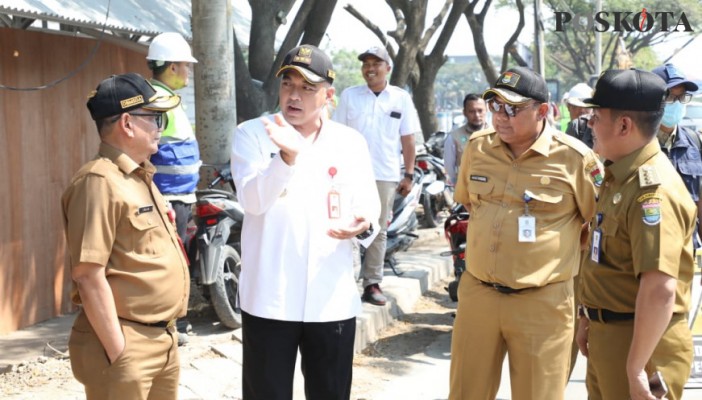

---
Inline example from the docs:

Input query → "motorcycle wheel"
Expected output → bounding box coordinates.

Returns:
[421,194,441,228]
[206,245,242,329]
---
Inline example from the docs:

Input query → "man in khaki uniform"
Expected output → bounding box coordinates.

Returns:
[449,66,601,400]
[444,93,489,185]
[62,73,189,400]
[577,69,695,400]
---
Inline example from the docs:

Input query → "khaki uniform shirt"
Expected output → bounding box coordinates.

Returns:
[580,140,695,314]
[62,143,190,323]
[454,125,601,288]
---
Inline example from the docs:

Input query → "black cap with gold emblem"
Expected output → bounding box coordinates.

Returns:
[276,44,336,85]
[86,72,180,120]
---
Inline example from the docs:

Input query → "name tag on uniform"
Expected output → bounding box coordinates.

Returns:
[137,205,154,215]
[591,229,602,263]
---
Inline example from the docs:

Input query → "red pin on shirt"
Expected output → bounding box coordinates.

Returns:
[328,167,337,178]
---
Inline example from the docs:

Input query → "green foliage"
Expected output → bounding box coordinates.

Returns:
[434,57,491,111]
[330,48,366,94]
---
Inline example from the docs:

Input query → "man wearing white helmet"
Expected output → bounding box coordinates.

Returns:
[147,32,200,345]
[147,32,200,240]
[564,82,594,148]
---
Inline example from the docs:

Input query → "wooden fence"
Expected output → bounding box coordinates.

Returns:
[0,28,150,333]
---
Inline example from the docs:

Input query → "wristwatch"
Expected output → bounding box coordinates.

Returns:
[403,172,413,180]
[356,223,374,240]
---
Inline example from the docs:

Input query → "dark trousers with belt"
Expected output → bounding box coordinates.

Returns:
[242,311,355,400]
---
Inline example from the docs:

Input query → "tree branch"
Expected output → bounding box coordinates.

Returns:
[501,0,525,71]
[418,0,452,51]
[344,4,396,59]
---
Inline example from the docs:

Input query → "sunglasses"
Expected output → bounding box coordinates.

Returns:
[487,99,535,118]
[665,93,692,104]
[110,112,166,129]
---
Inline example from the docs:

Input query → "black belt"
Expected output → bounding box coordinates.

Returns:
[119,317,176,329]
[579,305,634,323]
[479,280,527,294]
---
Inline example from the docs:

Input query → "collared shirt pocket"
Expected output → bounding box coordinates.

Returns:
[127,213,165,257]
[468,180,494,214]
[525,187,563,210]
[599,217,619,255]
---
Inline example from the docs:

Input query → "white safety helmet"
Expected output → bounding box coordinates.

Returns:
[146,32,198,64]
[564,83,593,107]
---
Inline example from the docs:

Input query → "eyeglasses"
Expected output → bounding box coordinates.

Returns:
[110,112,166,129]
[130,112,166,129]
[665,93,692,104]
[487,99,536,118]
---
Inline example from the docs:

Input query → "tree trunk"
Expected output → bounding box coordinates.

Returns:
[192,0,236,175]
[237,0,336,119]
[248,0,295,81]
[464,0,498,85]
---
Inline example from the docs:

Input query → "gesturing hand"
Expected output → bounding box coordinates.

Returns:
[262,114,303,165]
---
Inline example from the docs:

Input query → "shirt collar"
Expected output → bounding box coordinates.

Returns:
[489,122,553,157]
[605,140,660,183]
[98,142,156,177]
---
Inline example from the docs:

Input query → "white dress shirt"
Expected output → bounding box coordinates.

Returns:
[333,84,421,182]
[231,115,380,322]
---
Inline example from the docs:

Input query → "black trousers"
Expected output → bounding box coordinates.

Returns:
[170,200,191,244]
[242,311,355,400]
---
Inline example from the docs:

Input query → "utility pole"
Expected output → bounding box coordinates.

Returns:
[192,0,236,176]
[595,0,602,75]
[534,0,545,77]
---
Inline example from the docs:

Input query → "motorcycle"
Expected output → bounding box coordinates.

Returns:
[383,168,422,275]
[441,203,469,302]
[186,164,244,329]
[416,140,453,228]
[424,130,447,159]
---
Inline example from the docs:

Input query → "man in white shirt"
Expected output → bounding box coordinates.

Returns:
[333,46,422,305]
[231,44,380,400]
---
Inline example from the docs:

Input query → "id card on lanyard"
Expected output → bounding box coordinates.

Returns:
[327,167,341,219]
[590,213,603,263]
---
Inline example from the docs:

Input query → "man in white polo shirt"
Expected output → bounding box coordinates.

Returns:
[333,46,422,305]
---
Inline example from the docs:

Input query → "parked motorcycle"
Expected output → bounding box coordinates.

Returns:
[186,164,244,329]
[416,140,453,228]
[383,168,422,275]
[441,203,469,302]
[424,130,447,159]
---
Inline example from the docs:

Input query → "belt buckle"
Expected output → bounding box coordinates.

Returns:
[167,319,176,328]
[581,305,592,321]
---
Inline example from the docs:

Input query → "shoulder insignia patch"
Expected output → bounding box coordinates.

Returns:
[641,198,662,226]
[638,165,661,188]
[585,160,603,187]
[637,192,662,203]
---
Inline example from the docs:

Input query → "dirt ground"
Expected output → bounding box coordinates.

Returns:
[0,277,456,400]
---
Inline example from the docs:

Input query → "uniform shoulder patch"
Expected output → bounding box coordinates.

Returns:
[585,159,603,187]
[638,165,661,188]
[639,193,662,226]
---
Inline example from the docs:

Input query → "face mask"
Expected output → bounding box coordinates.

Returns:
[661,101,686,128]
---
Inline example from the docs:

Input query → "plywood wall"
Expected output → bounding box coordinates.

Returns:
[0,28,151,333]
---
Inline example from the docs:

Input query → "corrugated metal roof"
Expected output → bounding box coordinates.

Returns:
[0,0,194,38]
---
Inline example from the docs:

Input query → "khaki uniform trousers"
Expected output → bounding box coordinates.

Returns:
[68,311,180,400]
[586,314,692,400]
[450,273,574,400]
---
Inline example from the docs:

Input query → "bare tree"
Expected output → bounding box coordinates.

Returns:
[463,0,526,85]
[543,0,702,83]
[345,0,470,138]
[235,0,338,121]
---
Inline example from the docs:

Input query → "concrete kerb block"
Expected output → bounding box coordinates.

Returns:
[353,244,451,354]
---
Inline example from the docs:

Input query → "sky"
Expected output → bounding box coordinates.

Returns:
[317,1,701,80]
[234,1,701,81]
